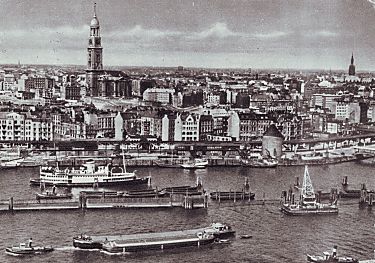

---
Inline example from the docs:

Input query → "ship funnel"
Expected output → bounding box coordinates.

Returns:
[244,177,250,192]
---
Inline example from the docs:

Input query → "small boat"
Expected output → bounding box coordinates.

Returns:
[307,246,358,263]
[241,157,278,168]
[281,166,338,216]
[180,158,208,169]
[0,157,24,169]
[36,185,73,199]
[73,223,234,250]
[36,191,73,200]
[5,241,53,256]
[214,239,231,244]
[239,234,252,239]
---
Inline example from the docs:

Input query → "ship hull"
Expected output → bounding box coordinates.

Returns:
[101,237,214,254]
[5,246,53,256]
[281,205,338,216]
[210,192,255,201]
[30,177,149,187]
[73,223,234,250]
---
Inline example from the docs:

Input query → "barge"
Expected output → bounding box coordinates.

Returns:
[101,231,214,254]
[279,152,374,167]
[73,223,235,250]
[210,191,255,201]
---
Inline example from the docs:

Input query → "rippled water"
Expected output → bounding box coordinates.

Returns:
[1,162,375,262]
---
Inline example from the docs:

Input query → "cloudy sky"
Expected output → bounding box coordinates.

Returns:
[1,0,375,70]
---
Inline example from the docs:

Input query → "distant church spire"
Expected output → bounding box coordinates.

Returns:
[86,2,103,96]
[348,52,355,76]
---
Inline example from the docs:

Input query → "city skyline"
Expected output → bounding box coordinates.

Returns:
[1,0,375,71]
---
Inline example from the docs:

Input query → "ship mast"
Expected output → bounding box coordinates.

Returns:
[301,165,315,199]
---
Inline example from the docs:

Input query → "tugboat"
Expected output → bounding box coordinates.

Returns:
[281,166,338,215]
[5,238,54,256]
[307,245,358,263]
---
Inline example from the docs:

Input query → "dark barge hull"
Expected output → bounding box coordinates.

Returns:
[281,206,338,216]
[102,238,215,254]
[5,247,54,256]
[279,153,374,167]
[210,192,255,201]
[73,238,103,249]
[339,190,361,198]
[29,177,150,187]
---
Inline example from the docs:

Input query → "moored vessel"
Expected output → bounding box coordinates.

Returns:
[281,166,338,215]
[279,152,374,167]
[307,245,358,263]
[180,158,208,169]
[240,157,278,168]
[30,158,150,187]
[35,190,73,200]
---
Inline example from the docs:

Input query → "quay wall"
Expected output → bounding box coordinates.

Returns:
[48,157,241,167]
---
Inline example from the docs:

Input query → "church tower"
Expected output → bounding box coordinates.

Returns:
[348,53,355,76]
[86,3,103,96]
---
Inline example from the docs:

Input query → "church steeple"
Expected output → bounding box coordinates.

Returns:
[348,52,355,76]
[86,2,103,96]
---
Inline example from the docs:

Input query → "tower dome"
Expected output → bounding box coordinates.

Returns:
[90,17,99,27]
[90,3,99,28]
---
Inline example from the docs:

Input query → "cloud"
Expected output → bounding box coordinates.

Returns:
[189,22,243,39]
[107,25,182,40]
[252,31,290,39]
[312,30,338,37]
[302,30,339,38]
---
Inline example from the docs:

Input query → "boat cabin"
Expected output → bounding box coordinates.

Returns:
[323,251,331,260]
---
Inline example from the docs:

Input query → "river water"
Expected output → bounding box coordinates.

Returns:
[1,161,375,263]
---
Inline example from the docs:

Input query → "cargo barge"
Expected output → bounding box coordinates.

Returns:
[73,223,235,250]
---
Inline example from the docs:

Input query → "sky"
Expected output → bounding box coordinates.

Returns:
[1,0,375,70]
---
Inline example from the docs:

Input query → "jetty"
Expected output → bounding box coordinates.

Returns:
[0,193,209,213]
